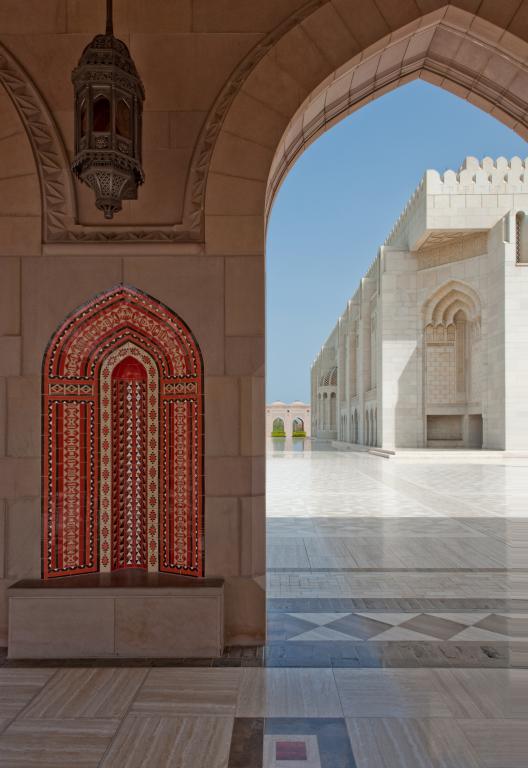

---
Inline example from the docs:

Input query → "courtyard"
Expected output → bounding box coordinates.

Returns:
[0,442,526,766]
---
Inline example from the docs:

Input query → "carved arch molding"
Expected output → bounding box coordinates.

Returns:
[42,285,204,578]
[3,3,528,243]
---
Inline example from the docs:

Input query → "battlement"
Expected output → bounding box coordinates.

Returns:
[432,155,528,194]
[385,156,528,249]
[317,155,528,368]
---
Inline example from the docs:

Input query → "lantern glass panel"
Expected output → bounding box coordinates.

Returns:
[116,99,131,139]
[80,100,87,137]
[93,95,111,132]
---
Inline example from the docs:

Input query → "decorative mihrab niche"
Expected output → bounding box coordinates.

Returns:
[42,285,204,579]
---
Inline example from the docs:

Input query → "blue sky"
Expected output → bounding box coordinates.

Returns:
[266,80,528,404]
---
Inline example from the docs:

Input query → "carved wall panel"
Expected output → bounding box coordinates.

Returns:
[42,285,204,578]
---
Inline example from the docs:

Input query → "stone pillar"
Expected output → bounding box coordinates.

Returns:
[337,326,345,439]
[379,248,419,449]
[502,213,528,449]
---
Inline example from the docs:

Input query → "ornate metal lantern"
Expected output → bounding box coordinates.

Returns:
[71,0,145,219]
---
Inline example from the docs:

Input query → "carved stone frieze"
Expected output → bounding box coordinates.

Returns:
[417,232,488,270]
[0,45,75,240]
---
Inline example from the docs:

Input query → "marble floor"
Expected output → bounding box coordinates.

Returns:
[262,440,528,766]
[0,666,527,766]
[0,440,526,766]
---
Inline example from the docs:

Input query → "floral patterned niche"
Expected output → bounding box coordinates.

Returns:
[42,285,204,579]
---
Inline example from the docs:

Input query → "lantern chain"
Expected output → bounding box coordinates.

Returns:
[106,0,113,36]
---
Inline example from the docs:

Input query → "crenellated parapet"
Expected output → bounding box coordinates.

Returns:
[385,156,528,250]
[426,156,528,195]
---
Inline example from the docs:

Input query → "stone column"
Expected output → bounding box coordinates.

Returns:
[379,248,419,449]
[337,325,345,440]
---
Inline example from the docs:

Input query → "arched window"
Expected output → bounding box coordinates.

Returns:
[42,286,204,578]
[116,98,132,139]
[272,417,285,436]
[330,391,337,429]
[292,417,304,435]
[93,95,111,132]
[80,99,87,137]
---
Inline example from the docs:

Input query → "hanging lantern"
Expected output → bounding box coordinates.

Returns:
[71,0,145,219]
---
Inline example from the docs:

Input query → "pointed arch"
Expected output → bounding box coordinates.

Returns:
[272,417,285,433]
[423,280,481,327]
[42,285,204,579]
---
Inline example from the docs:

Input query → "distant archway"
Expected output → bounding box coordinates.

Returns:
[201,2,528,641]
[272,417,286,437]
[292,417,305,436]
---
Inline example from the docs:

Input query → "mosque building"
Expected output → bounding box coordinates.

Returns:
[312,157,528,451]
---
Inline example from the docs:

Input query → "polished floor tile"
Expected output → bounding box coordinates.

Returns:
[325,614,393,640]
[288,626,359,642]
[452,626,517,641]
[132,668,241,715]
[268,569,528,599]
[272,608,528,644]
[346,718,480,768]
[265,718,357,767]
[334,669,460,718]
[0,669,55,733]
[21,669,147,719]
[291,613,352,625]
[366,626,436,642]
[227,718,264,768]
[267,614,319,641]
[265,734,319,766]
[268,543,311,569]
[100,715,233,768]
[432,669,528,719]
[267,445,528,524]
[399,614,467,640]
[237,669,343,717]
[457,719,528,768]
[475,613,528,637]
[0,719,119,767]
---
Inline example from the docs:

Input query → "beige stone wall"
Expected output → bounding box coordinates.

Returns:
[2,0,528,648]
[0,68,266,647]
[0,85,42,642]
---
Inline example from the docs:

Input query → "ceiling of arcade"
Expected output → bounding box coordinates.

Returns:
[2,0,528,248]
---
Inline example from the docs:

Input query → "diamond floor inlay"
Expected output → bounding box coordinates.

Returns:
[270,610,528,642]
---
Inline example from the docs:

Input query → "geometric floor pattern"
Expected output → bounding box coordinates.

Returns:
[0,667,527,766]
[280,611,528,642]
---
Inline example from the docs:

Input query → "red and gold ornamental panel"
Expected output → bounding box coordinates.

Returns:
[42,286,204,579]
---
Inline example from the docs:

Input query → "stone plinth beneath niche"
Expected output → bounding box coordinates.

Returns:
[7,571,224,659]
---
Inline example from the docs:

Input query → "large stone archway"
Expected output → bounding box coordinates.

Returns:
[2,1,528,648]
[202,3,528,641]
